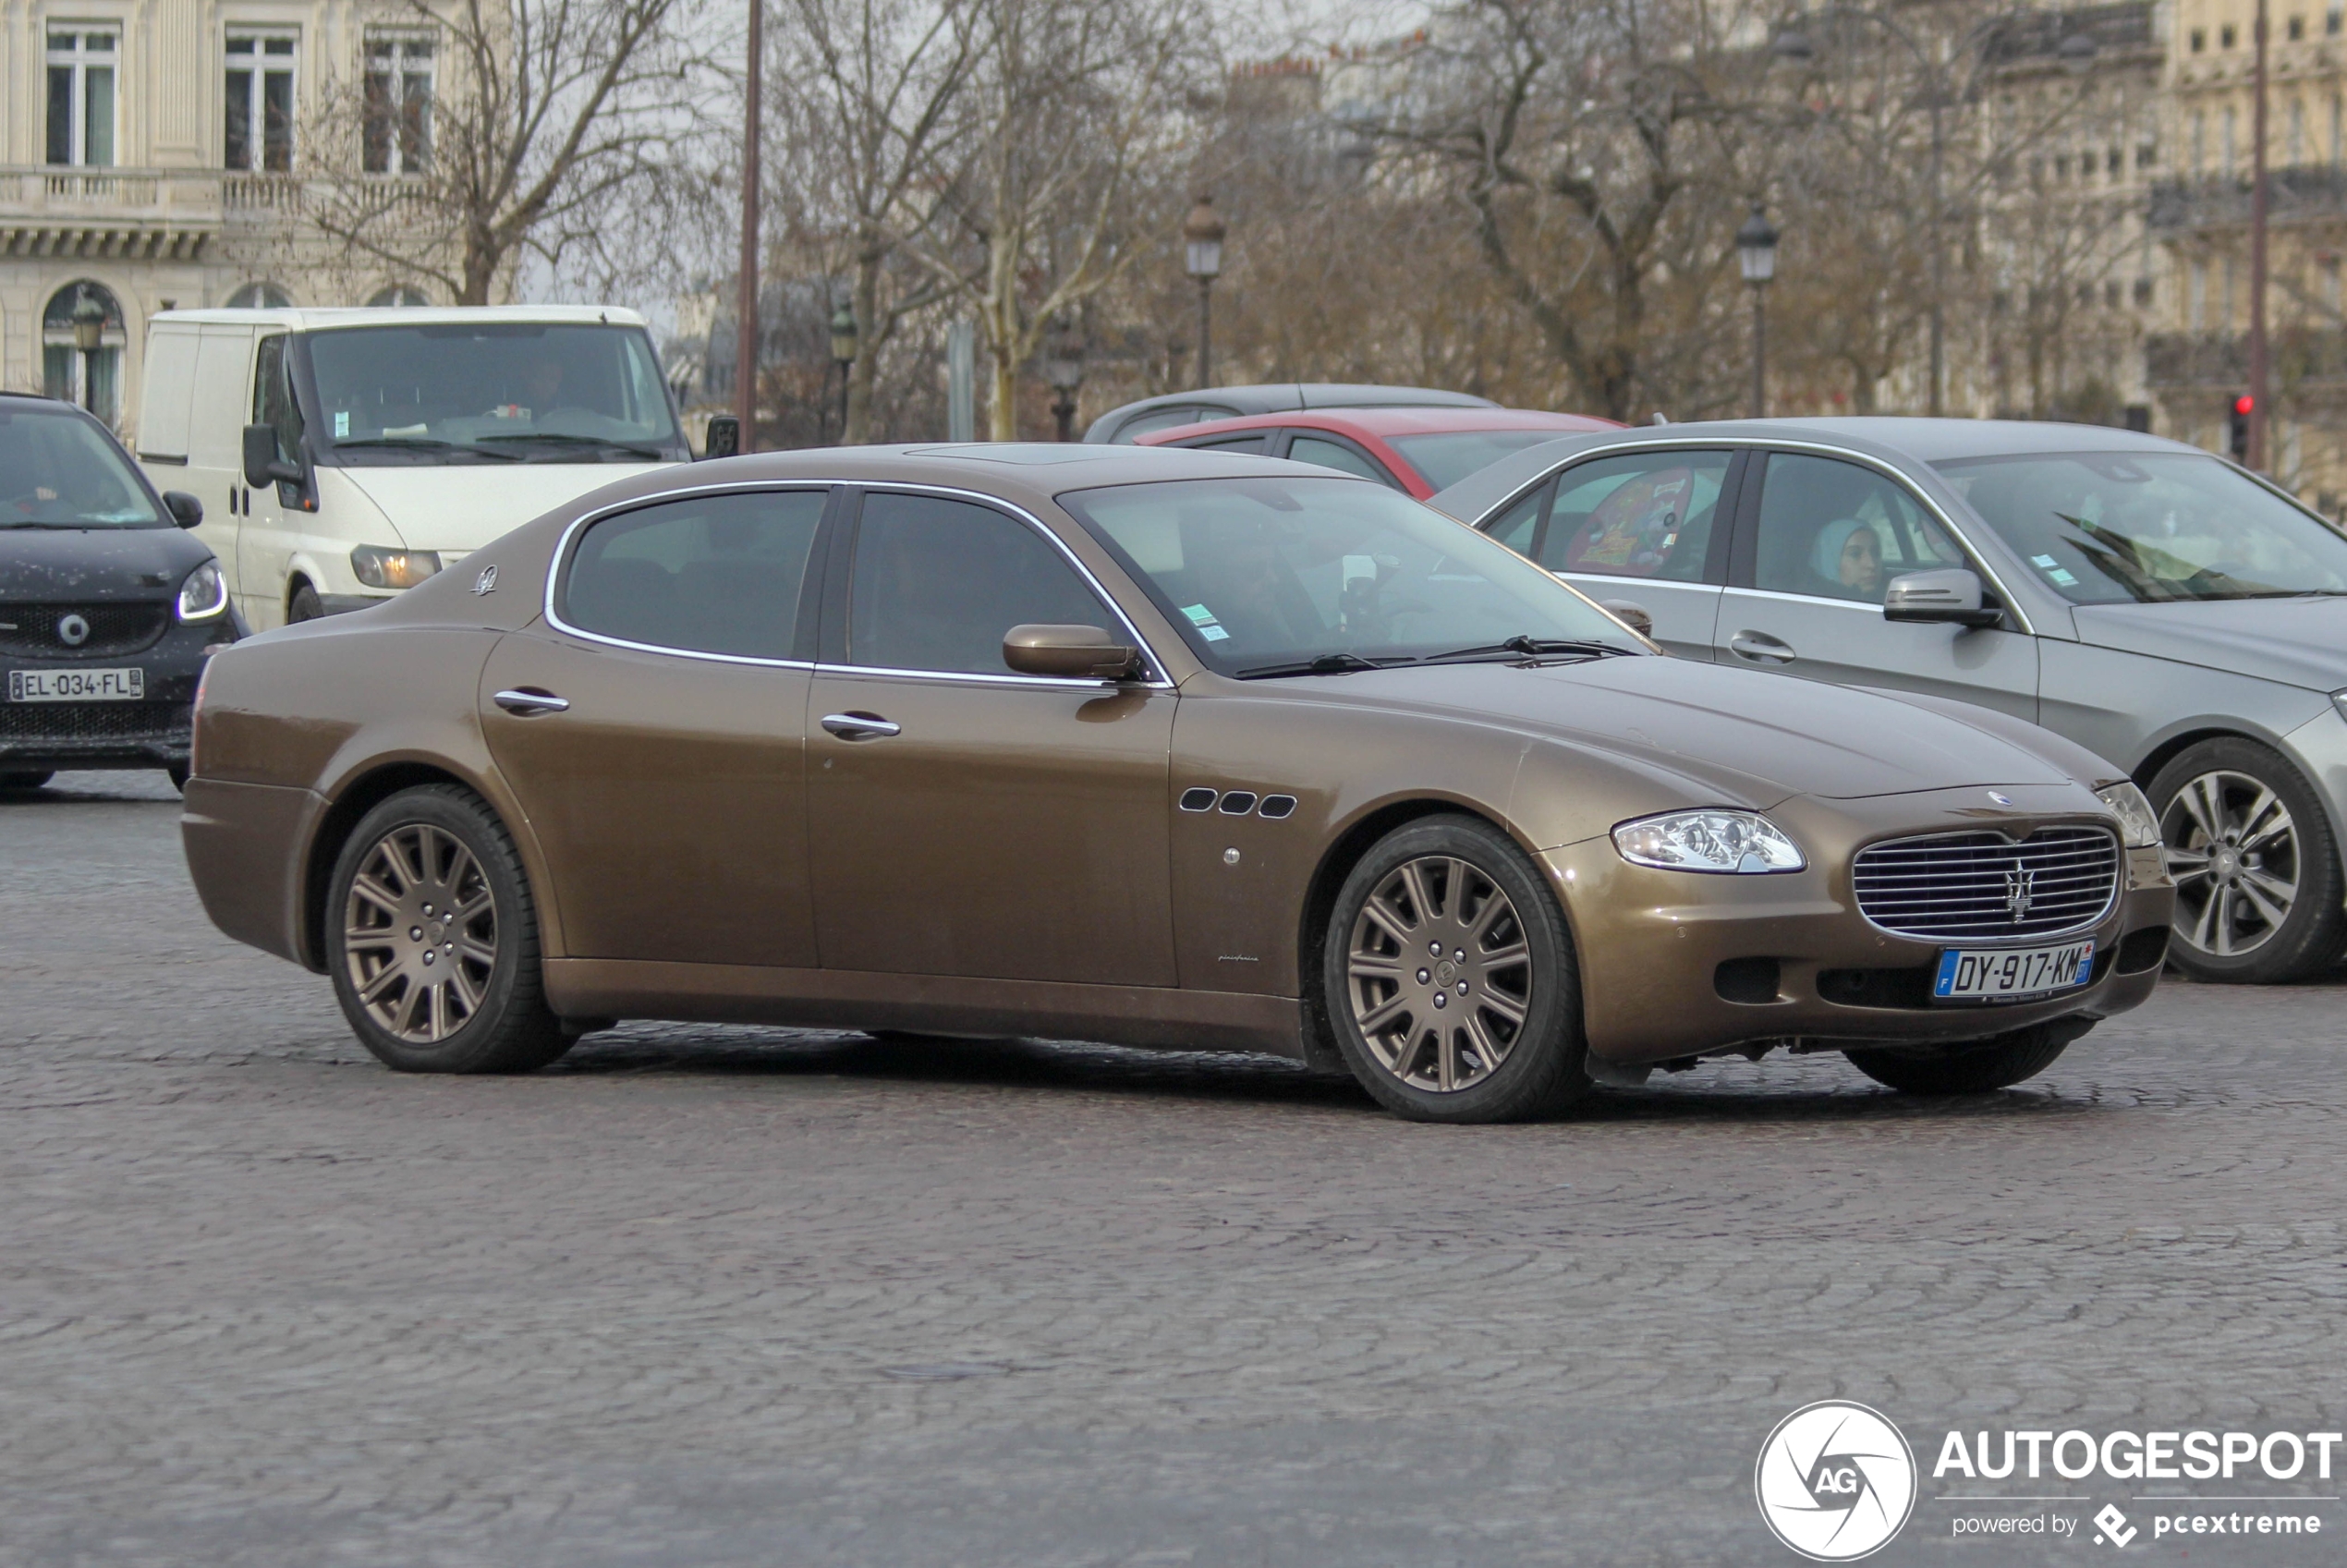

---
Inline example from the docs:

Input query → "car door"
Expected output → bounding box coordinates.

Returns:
[1482,447,1739,661]
[806,487,1177,986]
[1716,448,2039,720]
[479,486,830,967]
[186,325,256,616]
[237,332,301,628]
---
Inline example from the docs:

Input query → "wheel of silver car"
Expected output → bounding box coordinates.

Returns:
[1324,816,1589,1123]
[326,784,570,1073]
[2148,737,2347,983]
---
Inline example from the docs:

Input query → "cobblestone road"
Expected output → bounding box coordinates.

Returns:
[4,772,2344,1567]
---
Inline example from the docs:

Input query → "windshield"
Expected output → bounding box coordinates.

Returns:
[0,402,162,528]
[1389,430,1576,492]
[300,322,687,465]
[1935,451,2347,602]
[1059,475,1639,675]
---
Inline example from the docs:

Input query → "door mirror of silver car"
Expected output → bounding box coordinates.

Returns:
[701,414,740,459]
[161,491,203,529]
[1003,624,1143,680]
[241,423,301,489]
[1883,568,2002,628]
[1597,599,1654,638]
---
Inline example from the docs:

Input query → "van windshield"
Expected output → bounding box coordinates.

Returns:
[0,402,163,528]
[299,322,688,465]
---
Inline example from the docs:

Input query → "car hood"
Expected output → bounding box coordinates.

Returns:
[2071,598,2347,693]
[1283,654,2081,803]
[0,525,211,602]
[334,460,682,553]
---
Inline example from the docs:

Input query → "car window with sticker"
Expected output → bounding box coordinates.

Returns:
[1543,452,1729,580]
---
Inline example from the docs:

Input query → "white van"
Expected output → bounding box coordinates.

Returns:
[135,306,724,628]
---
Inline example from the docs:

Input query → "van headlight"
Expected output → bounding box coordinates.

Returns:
[350,544,442,590]
[176,559,229,621]
[1611,809,1806,873]
[2096,780,2163,849]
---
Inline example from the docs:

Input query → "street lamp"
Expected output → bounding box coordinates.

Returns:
[1182,192,1225,391]
[1736,205,1779,419]
[1044,318,1087,442]
[68,286,106,415]
[828,300,857,444]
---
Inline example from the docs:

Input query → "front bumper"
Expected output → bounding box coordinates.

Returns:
[0,613,238,772]
[1549,784,2176,1065]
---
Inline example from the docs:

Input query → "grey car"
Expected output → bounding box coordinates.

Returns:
[1432,417,2347,984]
[1083,383,1497,444]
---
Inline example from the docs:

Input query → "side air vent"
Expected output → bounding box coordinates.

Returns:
[1219,791,1259,815]
[1259,795,1297,820]
[1178,787,1218,812]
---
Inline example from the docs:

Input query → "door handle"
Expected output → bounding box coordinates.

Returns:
[493,687,570,715]
[1728,631,1796,664]
[821,711,900,740]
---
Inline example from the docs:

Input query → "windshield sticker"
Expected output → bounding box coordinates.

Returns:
[334,410,350,439]
[2031,553,2081,587]
[1199,625,1230,641]
[1180,602,1218,624]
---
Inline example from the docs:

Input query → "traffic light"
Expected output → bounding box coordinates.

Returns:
[2230,394,2254,462]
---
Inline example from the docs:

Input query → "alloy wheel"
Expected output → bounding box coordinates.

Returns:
[2161,768,2300,959]
[1344,854,1535,1093]
[342,822,500,1043]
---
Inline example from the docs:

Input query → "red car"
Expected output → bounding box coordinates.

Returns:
[1136,406,1622,500]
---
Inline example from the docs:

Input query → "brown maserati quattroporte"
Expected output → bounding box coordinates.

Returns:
[181,444,2175,1122]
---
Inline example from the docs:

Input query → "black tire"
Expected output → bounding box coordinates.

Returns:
[0,771,54,792]
[2146,736,2346,983]
[1845,1017,2091,1095]
[326,784,570,1074]
[1323,814,1590,1123]
[286,580,324,623]
[165,763,189,793]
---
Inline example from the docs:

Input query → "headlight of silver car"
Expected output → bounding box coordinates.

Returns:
[1611,809,1806,873]
[349,544,442,590]
[2096,780,2162,849]
[176,558,228,621]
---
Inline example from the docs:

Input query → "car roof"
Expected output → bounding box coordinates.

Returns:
[1427,417,2217,522]
[1082,383,1499,442]
[1137,407,1620,443]
[149,304,649,332]
[653,442,1378,508]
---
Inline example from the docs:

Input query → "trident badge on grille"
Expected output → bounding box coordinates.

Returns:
[2003,865,2037,923]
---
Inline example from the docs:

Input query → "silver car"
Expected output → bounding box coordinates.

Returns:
[1432,417,2347,984]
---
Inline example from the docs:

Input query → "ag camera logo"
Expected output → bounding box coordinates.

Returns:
[1757,1401,1918,1561]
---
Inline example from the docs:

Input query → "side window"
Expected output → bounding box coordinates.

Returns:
[1118,405,1233,442]
[1193,433,1269,454]
[1483,478,1555,556]
[252,334,302,464]
[1751,453,1964,604]
[1287,434,1396,487]
[561,489,824,659]
[1543,450,1731,580]
[849,492,1109,675]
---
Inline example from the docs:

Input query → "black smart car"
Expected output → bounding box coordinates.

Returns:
[1,392,241,792]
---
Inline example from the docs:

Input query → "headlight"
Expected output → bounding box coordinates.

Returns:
[1611,809,1806,873]
[2096,780,2162,849]
[349,544,442,590]
[176,559,228,621]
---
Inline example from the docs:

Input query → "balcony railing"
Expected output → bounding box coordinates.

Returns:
[2150,166,2347,232]
[2147,330,2347,387]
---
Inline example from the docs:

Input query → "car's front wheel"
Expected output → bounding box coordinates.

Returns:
[1844,1018,2092,1095]
[2146,737,2346,983]
[287,580,324,624]
[0,771,54,793]
[326,784,570,1074]
[1323,815,1589,1123]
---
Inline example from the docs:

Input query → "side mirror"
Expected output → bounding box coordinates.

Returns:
[161,491,203,529]
[1003,623,1142,680]
[701,414,740,460]
[241,423,300,489]
[1883,567,2003,628]
[1597,599,1654,638]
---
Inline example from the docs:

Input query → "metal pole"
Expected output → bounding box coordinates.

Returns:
[80,346,95,413]
[1927,91,1946,418]
[1195,278,1212,390]
[734,0,763,452]
[1751,286,1768,419]
[2249,0,2271,469]
[837,363,850,440]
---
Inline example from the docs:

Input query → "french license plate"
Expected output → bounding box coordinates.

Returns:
[8,666,144,702]
[1933,940,2095,1003]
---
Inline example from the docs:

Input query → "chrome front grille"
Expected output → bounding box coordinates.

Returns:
[1852,826,2121,940]
[0,602,171,658]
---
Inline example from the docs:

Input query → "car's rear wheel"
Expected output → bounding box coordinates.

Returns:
[327,784,569,1074]
[0,771,54,792]
[1324,815,1589,1123]
[165,764,188,793]
[1844,1018,2091,1095]
[2146,737,2346,983]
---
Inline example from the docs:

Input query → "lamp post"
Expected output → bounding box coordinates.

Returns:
[68,286,106,414]
[828,302,858,444]
[1736,205,1779,419]
[2249,0,2271,469]
[1182,193,1225,391]
[1044,318,1086,442]
[735,0,763,453]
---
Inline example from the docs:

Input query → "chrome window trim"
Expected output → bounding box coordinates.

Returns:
[1848,822,2122,945]
[811,660,1140,693]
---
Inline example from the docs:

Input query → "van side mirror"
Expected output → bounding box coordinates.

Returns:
[1003,624,1142,680]
[1884,567,2002,628]
[162,491,203,529]
[701,414,740,459]
[242,423,300,488]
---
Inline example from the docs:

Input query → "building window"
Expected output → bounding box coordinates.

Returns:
[2222,23,2238,45]
[2332,6,2344,32]
[44,28,116,167]
[2109,146,2123,174]
[2224,107,2238,176]
[41,281,125,421]
[2140,140,2158,169]
[363,33,435,174]
[2327,258,2343,315]
[2134,277,2155,307]
[2292,98,2307,164]
[225,31,298,172]
[2191,260,2207,330]
[2291,14,2308,39]
[2194,113,2207,172]
[2192,27,2207,49]
[225,282,295,308]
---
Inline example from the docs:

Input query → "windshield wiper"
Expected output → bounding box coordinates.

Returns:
[1420,635,1636,663]
[1234,651,1406,679]
[476,432,667,459]
[332,436,521,461]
